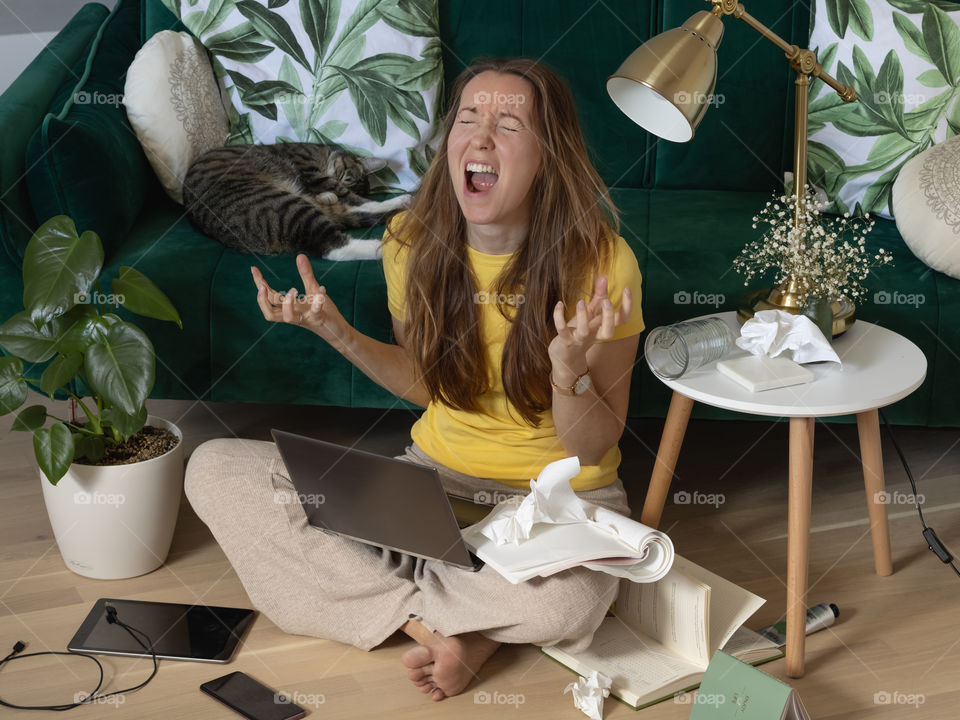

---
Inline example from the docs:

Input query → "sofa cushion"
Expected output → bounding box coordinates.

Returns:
[892,134,960,280]
[159,0,443,193]
[806,0,960,218]
[0,2,110,265]
[25,0,150,260]
[124,30,230,204]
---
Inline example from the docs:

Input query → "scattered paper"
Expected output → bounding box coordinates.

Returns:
[737,309,841,364]
[479,456,588,545]
[564,670,611,720]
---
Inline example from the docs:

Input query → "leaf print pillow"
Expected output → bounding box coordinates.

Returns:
[159,0,442,193]
[807,0,960,218]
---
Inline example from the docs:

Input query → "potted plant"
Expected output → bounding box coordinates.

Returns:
[0,215,184,579]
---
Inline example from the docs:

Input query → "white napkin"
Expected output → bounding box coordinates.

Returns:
[737,309,841,364]
[479,456,588,545]
[564,670,611,720]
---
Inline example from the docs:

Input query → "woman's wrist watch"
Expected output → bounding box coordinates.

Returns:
[551,368,592,396]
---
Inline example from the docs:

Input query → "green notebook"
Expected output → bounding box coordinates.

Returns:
[692,651,809,719]
[542,556,784,710]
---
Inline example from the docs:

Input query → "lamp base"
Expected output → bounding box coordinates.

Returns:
[736,285,856,337]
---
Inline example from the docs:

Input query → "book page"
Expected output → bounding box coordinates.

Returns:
[545,617,703,707]
[614,566,712,666]
[722,626,782,664]
[672,556,766,654]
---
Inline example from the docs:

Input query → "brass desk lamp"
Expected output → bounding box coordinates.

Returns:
[607,0,859,331]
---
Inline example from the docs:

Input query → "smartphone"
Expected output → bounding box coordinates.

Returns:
[200,671,307,720]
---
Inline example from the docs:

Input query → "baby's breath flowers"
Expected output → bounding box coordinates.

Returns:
[733,185,893,306]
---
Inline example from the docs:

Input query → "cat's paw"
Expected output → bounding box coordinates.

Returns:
[325,238,382,262]
[316,191,338,205]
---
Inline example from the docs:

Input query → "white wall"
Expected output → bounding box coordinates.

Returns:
[0,1,112,94]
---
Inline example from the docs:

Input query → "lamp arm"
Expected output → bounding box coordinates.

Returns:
[711,0,857,102]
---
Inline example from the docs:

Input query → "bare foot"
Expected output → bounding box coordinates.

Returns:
[400,622,500,701]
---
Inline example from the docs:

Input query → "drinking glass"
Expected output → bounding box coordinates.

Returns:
[644,317,735,380]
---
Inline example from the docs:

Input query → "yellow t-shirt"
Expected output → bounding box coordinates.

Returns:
[380,214,645,491]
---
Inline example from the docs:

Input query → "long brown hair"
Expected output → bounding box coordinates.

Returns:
[395,58,619,427]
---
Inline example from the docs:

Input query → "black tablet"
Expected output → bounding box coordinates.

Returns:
[68,598,255,663]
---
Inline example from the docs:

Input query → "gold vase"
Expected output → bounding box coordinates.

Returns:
[737,278,856,336]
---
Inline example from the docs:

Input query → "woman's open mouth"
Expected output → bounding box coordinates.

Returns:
[465,162,499,194]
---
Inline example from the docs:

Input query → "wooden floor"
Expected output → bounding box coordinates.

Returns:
[1,396,958,719]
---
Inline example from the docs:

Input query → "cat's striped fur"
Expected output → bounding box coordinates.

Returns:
[182,143,410,260]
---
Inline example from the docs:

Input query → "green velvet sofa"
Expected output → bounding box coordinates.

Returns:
[1,0,956,426]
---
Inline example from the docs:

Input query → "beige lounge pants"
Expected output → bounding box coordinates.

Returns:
[184,437,631,653]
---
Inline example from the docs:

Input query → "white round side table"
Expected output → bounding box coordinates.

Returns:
[641,312,927,678]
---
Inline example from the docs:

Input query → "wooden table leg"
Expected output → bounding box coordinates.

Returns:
[857,409,894,577]
[786,416,815,678]
[641,391,694,529]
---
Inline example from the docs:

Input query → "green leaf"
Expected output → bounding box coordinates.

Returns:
[889,0,960,12]
[73,434,105,462]
[917,68,949,87]
[235,0,310,70]
[0,356,27,416]
[326,0,379,66]
[206,35,275,63]
[278,55,307,138]
[396,58,442,91]
[300,0,341,60]
[893,12,931,62]
[84,319,155,416]
[102,405,147,439]
[112,266,182,329]
[904,87,955,133]
[316,119,348,139]
[57,303,100,353]
[34,423,74,485]
[875,50,906,132]
[22,216,103,325]
[923,5,960,87]
[825,0,850,38]
[378,0,437,37]
[810,43,839,100]
[948,97,960,135]
[268,0,290,7]
[847,0,874,41]
[12,404,46,432]
[806,140,847,196]
[242,79,302,105]
[40,352,82,398]
[196,0,233,35]
[0,310,62,363]
[866,132,915,163]
[862,162,906,216]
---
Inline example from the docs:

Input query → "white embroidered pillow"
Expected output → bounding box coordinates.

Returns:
[892,135,960,279]
[124,31,230,204]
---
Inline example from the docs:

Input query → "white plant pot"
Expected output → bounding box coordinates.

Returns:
[39,415,185,579]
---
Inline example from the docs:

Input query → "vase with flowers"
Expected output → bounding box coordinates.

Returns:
[734,185,893,337]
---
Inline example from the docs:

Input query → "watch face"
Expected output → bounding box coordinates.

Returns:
[575,373,591,395]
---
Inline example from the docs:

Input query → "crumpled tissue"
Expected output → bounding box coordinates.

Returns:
[737,309,841,365]
[478,456,587,545]
[564,670,611,720]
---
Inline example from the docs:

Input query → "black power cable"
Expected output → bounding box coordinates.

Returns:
[0,605,159,711]
[879,409,960,579]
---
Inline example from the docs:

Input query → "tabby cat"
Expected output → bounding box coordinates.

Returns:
[182,143,410,260]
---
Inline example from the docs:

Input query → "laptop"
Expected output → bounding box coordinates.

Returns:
[271,429,489,571]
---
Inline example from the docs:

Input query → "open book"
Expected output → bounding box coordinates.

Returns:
[459,456,674,584]
[460,502,674,584]
[542,555,783,710]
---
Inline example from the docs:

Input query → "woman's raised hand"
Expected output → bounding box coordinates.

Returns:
[251,254,351,349]
[549,275,633,369]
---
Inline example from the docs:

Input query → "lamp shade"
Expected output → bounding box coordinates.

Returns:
[607,11,724,142]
